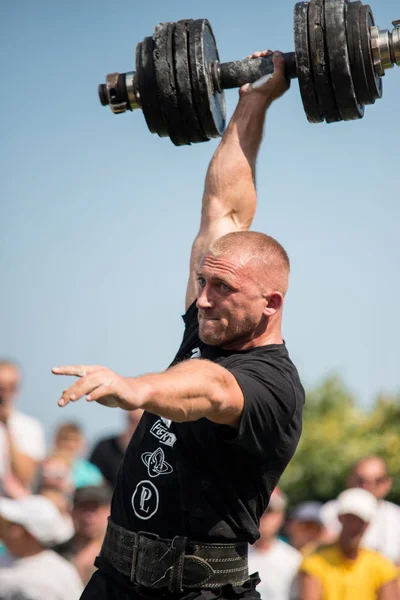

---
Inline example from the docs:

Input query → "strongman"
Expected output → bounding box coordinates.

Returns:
[53,51,305,600]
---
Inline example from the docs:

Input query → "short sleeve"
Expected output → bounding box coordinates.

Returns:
[221,354,302,456]
[9,413,46,461]
[299,554,326,582]
[371,553,399,589]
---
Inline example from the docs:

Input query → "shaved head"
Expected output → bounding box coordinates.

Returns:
[209,231,290,295]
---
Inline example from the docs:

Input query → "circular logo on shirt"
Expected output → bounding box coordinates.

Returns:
[131,480,159,520]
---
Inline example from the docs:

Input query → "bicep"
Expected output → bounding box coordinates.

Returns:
[185,211,249,310]
[299,572,323,600]
[378,579,400,600]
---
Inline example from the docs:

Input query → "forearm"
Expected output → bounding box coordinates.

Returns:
[133,360,242,426]
[201,93,273,226]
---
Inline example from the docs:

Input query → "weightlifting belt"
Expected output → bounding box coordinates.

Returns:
[99,518,249,592]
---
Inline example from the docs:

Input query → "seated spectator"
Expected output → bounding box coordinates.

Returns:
[299,488,399,600]
[89,410,144,488]
[0,360,46,497]
[249,488,301,600]
[56,483,112,585]
[53,422,103,489]
[286,501,325,557]
[321,456,400,564]
[0,494,83,599]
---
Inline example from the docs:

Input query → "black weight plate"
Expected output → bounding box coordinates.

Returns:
[153,22,188,146]
[294,2,323,123]
[324,0,364,120]
[346,2,375,105]
[173,20,208,144]
[359,4,382,101]
[308,0,341,122]
[188,19,226,139]
[136,38,168,136]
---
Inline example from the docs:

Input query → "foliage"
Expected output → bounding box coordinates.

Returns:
[279,374,400,506]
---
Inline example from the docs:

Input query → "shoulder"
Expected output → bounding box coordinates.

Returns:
[8,411,46,458]
[275,539,302,565]
[301,544,337,569]
[362,548,399,571]
[91,435,119,452]
[381,500,400,517]
[10,410,44,434]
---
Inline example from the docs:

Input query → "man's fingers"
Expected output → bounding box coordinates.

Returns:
[246,49,272,59]
[57,372,110,407]
[272,51,286,74]
[52,365,97,377]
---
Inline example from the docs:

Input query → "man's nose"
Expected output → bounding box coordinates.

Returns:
[196,285,213,308]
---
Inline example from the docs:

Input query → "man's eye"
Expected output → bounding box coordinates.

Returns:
[197,277,206,287]
[220,283,230,292]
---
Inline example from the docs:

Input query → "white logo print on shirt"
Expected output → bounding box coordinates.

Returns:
[132,480,159,520]
[141,447,173,478]
[190,347,201,358]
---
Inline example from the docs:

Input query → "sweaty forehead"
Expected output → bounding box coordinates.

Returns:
[199,253,246,278]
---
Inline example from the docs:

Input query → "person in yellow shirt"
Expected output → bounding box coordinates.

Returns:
[299,488,399,600]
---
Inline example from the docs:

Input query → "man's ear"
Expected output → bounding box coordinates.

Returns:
[263,292,284,317]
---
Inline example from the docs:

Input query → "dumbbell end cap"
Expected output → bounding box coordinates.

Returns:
[98,84,109,106]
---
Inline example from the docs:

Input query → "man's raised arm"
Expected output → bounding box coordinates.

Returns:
[185,50,290,309]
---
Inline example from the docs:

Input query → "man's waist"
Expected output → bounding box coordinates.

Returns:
[98,518,249,592]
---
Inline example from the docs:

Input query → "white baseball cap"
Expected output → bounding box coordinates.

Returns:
[0,495,74,546]
[337,488,377,523]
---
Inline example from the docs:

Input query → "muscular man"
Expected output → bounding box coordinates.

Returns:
[53,51,305,600]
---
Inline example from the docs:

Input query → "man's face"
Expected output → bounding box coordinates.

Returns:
[56,432,84,458]
[0,364,20,409]
[196,253,268,349]
[348,460,391,500]
[0,518,27,557]
[339,514,369,542]
[72,500,109,540]
[259,508,285,540]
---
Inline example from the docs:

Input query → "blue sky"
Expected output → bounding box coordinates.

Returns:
[1,0,399,447]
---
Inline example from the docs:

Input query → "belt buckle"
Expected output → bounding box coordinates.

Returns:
[130,530,160,583]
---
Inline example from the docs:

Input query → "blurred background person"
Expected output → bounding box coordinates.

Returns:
[0,360,46,498]
[89,410,143,488]
[53,422,103,489]
[299,488,399,600]
[321,456,400,564]
[0,494,83,599]
[249,488,301,600]
[286,501,325,557]
[56,483,112,585]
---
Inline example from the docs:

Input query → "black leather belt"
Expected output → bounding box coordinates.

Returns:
[99,519,248,593]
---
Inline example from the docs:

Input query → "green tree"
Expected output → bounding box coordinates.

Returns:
[279,374,400,506]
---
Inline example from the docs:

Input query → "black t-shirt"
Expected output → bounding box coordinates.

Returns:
[110,302,304,544]
[89,436,124,488]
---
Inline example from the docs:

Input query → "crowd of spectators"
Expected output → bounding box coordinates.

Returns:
[0,359,399,599]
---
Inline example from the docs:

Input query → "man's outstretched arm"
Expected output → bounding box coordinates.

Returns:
[185,50,290,309]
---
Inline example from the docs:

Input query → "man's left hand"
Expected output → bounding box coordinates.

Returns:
[52,365,142,411]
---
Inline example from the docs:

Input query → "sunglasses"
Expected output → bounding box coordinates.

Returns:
[354,476,388,486]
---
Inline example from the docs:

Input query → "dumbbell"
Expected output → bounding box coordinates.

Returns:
[98,0,400,145]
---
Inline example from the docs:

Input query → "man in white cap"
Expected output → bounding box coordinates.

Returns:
[299,488,399,600]
[321,456,400,564]
[0,494,83,599]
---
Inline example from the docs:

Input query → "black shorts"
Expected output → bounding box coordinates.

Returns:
[80,570,261,600]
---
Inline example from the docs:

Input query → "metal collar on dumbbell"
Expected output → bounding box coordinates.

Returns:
[391,21,400,65]
[125,73,141,110]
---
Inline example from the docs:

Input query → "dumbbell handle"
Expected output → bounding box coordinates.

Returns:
[214,52,298,90]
